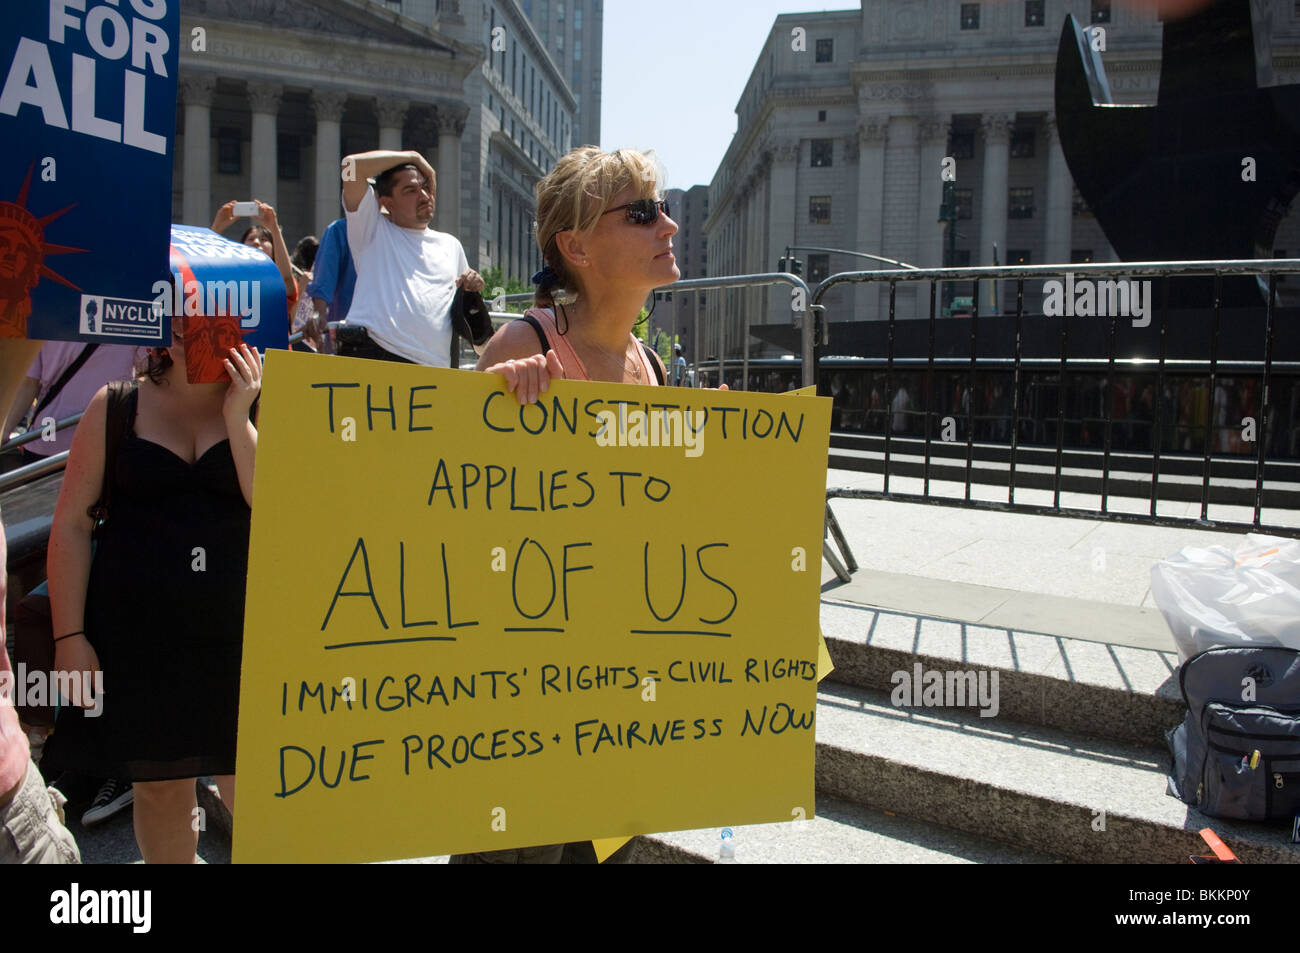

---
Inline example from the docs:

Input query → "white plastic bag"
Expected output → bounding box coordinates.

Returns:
[1150,533,1300,661]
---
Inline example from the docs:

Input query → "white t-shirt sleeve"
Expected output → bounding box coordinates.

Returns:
[456,241,469,277]
[345,185,381,251]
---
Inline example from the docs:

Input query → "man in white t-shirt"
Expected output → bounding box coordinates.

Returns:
[337,149,484,366]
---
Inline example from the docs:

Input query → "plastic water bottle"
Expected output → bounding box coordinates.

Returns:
[717,828,736,864]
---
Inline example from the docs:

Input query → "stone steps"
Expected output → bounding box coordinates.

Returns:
[819,598,1185,748]
[813,680,1298,864]
[632,793,1060,864]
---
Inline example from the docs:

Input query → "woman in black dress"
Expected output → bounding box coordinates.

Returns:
[44,318,261,863]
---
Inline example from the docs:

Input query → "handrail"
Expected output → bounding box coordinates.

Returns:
[0,411,83,452]
[0,450,70,494]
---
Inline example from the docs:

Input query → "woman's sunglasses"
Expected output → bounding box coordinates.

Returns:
[600,198,670,226]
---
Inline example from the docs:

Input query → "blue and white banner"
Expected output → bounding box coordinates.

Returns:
[167,224,289,353]
[0,0,179,343]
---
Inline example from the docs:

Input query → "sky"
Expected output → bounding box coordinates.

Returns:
[599,1,856,190]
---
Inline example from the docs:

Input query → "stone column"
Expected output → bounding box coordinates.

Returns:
[434,106,466,235]
[884,116,920,318]
[766,144,797,326]
[855,118,888,318]
[918,116,951,269]
[1044,116,1073,268]
[247,81,282,210]
[375,99,407,152]
[979,113,1011,312]
[312,90,347,234]
[180,75,215,227]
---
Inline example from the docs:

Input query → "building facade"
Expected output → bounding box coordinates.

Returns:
[659,185,710,358]
[172,0,594,286]
[702,0,1300,361]
[521,0,603,148]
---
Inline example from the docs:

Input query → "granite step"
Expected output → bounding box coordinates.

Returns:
[820,598,1186,748]
[815,680,1299,864]
[632,793,1062,864]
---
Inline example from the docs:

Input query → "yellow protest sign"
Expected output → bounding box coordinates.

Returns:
[233,350,831,863]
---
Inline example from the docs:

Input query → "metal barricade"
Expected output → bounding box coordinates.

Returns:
[812,259,1300,535]
[460,276,816,389]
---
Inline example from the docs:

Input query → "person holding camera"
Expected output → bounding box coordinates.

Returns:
[336,149,489,365]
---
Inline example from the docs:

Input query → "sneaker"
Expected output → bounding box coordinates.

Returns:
[81,778,134,826]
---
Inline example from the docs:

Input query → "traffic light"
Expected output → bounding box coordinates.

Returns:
[778,257,803,276]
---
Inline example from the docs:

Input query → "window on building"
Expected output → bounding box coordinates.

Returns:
[815,38,833,62]
[575,6,582,29]
[1024,0,1044,26]
[1071,249,1094,263]
[949,130,974,160]
[1009,187,1034,218]
[277,134,300,180]
[575,39,582,60]
[557,2,564,19]
[1007,249,1032,266]
[809,195,831,225]
[945,249,972,268]
[960,4,980,29]
[810,139,833,168]
[808,254,830,284]
[1091,0,1111,24]
[217,128,241,174]
[1010,126,1035,158]
[1072,186,1092,217]
[818,109,827,122]
[954,188,973,220]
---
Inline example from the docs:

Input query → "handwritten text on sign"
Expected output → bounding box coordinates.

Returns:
[234,351,830,863]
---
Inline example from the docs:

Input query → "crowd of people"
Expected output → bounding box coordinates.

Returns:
[0,144,688,864]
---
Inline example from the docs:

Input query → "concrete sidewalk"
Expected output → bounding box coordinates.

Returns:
[821,467,1298,652]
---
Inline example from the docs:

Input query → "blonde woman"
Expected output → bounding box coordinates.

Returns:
[468,148,714,864]
[477,147,680,398]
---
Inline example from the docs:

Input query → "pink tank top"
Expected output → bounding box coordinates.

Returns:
[0,528,29,797]
[523,308,659,385]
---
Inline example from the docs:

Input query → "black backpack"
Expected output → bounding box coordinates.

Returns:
[1166,645,1300,823]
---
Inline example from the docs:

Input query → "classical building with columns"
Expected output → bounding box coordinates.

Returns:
[173,0,589,284]
[702,0,1300,360]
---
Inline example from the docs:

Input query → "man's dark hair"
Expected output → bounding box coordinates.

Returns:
[374,163,423,198]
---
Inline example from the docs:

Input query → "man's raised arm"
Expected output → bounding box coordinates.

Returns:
[340,149,436,212]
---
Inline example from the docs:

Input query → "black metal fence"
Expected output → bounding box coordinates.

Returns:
[803,260,1300,533]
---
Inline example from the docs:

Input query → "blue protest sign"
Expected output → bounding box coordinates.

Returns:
[0,0,179,343]
[167,224,289,356]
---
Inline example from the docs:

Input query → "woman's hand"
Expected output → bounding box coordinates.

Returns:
[255,200,278,228]
[211,200,237,234]
[486,350,563,406]
[223,343,263,422]
[53,634,101,711]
